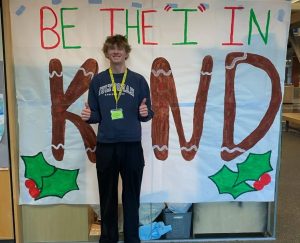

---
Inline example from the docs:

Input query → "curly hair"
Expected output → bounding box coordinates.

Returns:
[102,35,132,58]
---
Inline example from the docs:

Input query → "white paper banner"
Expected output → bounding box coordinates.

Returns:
[9,0,290,204]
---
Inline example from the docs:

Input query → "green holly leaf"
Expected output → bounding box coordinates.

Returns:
[37,168,79,199]
[21,152,55,188]
[235,151,272,185]
[209,165,255,199]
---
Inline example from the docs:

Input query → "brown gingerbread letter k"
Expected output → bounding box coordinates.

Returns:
[49,58,98,163]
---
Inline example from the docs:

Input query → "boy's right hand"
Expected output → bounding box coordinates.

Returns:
[81,102,91,121]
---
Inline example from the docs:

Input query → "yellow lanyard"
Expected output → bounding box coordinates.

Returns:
[109,68,128,108]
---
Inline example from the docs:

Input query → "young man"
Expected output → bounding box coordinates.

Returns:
[81,35,153,243]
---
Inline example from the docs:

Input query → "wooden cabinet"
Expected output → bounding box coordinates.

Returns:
[0,169,14,239]
[22,205,91,242]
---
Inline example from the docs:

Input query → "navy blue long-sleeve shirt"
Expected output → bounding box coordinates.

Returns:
[87,68,154,143]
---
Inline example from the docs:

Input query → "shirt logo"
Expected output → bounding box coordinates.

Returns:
[98,83,135,97]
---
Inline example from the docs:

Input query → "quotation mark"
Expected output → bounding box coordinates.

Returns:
[164,3,177,11]
[198,3,209,12]
[164,4,172,11]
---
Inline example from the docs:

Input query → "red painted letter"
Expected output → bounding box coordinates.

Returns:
[100,8,125,36]
[40,6,60,49]
[142,10,158,45]
[222,6,244,46]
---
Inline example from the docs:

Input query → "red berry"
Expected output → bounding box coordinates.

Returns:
[29,187,40,198]
[260,173,271,185]
[25,179,36,189]
[253,181,264,191]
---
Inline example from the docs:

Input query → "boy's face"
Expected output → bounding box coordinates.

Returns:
[106,44,128,65]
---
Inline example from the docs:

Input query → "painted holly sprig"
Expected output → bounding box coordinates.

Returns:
[21,152,79,200]
[209,151,273,199]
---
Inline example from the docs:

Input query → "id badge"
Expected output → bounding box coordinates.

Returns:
[111,108,124,120]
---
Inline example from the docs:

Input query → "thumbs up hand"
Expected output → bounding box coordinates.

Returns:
[81,102,91,121]
[139,98,148,117]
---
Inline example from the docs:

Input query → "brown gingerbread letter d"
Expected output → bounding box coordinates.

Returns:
[222,52,281,161]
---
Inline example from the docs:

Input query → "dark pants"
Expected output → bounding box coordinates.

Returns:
[96,142,144,243]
